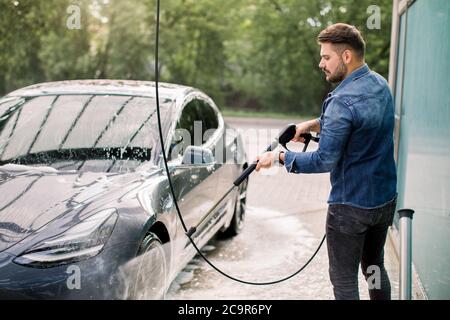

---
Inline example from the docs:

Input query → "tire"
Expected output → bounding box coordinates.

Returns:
[220,176,248,238]
[125,232,167,300]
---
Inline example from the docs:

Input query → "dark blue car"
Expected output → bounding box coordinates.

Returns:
[0,80,248,299]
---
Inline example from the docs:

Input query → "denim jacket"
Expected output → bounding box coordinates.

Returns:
[284,64,397,209]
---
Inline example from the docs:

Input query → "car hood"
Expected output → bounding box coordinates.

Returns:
[0,165,157,253]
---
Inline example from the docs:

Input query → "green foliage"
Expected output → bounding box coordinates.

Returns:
[0,0,392,116]
[225,0,392,115]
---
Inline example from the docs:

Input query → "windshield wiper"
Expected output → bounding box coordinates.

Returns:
[0,147,152,166]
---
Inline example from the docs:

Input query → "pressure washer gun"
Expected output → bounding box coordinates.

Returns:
[187,123,319,237]
[233,123,320,187]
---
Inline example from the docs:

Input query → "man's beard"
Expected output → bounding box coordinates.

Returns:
[324,60,347,84]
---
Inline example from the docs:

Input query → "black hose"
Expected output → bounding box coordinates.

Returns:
[154,0,325,286]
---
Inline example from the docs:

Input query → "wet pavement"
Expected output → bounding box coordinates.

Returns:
[167,117,400,300]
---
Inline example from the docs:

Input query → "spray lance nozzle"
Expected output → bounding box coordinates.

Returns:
[232,123,320,187]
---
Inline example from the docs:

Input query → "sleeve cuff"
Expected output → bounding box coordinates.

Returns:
[284,151,298,173]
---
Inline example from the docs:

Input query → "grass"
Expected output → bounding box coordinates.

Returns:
[221,108,311,121]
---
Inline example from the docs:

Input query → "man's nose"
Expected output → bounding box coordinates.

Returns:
[318,59,324,69]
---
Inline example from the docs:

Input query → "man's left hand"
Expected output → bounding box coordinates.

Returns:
[255,152,275,171]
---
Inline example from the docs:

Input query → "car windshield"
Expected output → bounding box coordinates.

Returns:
[0,94,172,173]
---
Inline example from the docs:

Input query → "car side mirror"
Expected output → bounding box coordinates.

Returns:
[181,146,215,166]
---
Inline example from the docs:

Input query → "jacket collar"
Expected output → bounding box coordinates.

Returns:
[330,63,370,96]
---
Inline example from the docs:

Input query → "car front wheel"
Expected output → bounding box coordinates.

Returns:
[124,232,167,300]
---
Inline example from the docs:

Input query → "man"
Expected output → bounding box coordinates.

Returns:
[255,23,397,300]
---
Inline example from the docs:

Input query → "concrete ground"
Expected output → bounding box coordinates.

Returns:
[167,117,400,300]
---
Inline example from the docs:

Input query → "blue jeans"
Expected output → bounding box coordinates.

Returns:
[326,197,396,300]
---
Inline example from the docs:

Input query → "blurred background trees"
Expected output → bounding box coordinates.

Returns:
[0,0,392,117]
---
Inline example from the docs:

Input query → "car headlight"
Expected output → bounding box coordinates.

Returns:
[14,209,118,268]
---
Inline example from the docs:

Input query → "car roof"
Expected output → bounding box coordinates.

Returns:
[6,80,194,100]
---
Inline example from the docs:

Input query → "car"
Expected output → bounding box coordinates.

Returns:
[0,80,248,299]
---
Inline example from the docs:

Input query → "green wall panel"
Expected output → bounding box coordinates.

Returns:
[395,0,450,299]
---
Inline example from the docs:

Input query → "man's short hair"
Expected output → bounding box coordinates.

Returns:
[318,23,366,59]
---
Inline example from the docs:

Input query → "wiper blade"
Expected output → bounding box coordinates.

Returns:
[0,147,152,166]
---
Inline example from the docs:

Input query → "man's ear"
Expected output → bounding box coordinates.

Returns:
[341,49,353,65]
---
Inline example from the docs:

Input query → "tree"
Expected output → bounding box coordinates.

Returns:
[223,0,392,115]
[1,0,393,118]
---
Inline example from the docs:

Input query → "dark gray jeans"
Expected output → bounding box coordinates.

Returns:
[326,197,396,300]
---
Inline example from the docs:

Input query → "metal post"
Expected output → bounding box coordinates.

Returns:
[398,208,414,300]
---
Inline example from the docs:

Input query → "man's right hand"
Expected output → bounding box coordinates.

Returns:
[292,119,319,143]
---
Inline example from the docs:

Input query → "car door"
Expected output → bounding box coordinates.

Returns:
[216,123,241,214]
[196,99,234,219]
[167,97,219,243]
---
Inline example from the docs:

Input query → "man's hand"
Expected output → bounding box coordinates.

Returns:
[255,152,275,171]
[292,119,320,143]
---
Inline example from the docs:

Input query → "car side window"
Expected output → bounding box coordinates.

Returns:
[177,100,199,141]
[169,100,201,160]
[169,98,219,161]
[197,100,218,139]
